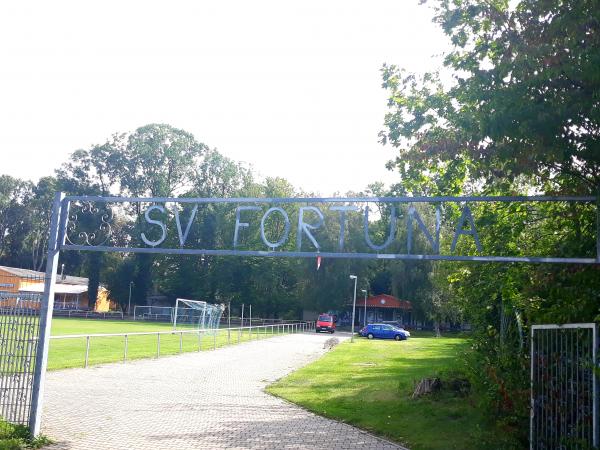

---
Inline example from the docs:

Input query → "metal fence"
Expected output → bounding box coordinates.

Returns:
[133,305,174,321]
[50,322,313,368]
[52,309,123,319]
[530,324,598,449]
[0,274,44,428]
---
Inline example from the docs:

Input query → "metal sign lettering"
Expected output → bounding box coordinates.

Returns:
[57,194,600,264]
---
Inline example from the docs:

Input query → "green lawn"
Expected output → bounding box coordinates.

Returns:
[48,318,289,370]
[267,333,508,450]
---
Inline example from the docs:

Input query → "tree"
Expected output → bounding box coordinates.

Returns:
[115,124,208,198]
[0,175,33,265]
[381,0,600,195]
[417,262,462,337]
[380,2,600,444]
[26,177,60,271]
[57,124,211,305]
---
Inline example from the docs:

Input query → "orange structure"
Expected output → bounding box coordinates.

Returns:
[0,265,116,312]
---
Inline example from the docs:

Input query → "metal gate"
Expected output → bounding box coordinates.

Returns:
[0,273,44,429]
[530,324,599,449]
[13,192,599,436]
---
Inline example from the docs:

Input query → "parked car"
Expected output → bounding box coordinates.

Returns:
[316,314,336,333]
[359,323,409,340]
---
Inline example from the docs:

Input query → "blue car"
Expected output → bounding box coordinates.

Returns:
[359,323,410,341]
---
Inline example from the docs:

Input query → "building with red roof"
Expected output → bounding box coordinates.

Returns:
[354,294,412,326]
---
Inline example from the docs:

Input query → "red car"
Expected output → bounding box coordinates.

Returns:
[316,314,336,333]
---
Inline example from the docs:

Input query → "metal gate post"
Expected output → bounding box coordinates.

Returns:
[596,192,599,263]
[29,193,65,435]
[594,324,598,447]
[530,326,535,450]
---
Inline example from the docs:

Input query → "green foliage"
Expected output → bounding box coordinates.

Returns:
[0,176,66,272]
[380,0,600,444]
[381,0,600,194]
[0,176,33,265]
[0,419,51,449]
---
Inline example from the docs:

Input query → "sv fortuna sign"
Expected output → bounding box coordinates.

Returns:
[59,194,600,264]
[28,192,599,442]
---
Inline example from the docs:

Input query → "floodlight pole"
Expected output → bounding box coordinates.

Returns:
[173,299,179,330]
[361,289,367,327]
[128,281,133,317]
[350,275,357,343]
[241,303,244,336]
[249,304,252,336]
[228,301,231,342]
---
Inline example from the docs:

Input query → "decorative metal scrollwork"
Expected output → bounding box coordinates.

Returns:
[65,201,113,247]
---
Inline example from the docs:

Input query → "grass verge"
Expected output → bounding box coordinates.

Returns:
[267,333,511,450]
[0,419,51,450]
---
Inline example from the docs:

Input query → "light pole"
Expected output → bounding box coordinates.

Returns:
[361,289,367,327]
[240,303,245,340]
[228,301,231,343]
[60,264,66,309]
[350,275,357,342]
[228,301,231,329]
[128,281,133,317]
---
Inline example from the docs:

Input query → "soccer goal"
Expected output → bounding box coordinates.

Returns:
[173,298,224,331]
[133,305,174,322]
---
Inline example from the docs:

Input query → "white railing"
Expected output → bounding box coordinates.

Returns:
[52,309,124,319]
[50,322,314,368]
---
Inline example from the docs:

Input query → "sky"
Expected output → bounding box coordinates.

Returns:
[0,0,448,196]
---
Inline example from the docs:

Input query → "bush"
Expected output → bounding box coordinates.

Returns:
[0,420,51,450]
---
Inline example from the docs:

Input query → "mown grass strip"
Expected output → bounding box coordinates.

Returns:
[267,333,507,450]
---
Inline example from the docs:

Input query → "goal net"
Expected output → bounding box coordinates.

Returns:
[173,298,224,331]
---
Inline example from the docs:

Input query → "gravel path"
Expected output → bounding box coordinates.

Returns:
[42,332,406,449]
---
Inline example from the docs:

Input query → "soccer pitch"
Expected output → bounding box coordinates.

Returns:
[48,318,288,370]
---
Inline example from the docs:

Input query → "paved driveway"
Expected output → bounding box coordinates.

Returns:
[42,332,406,449]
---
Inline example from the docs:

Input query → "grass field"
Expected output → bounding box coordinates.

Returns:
[48,318,292,370]
[267,333,511,450]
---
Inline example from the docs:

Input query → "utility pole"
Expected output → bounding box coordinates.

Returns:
[361,289,367,327]
[128,281,133,317]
